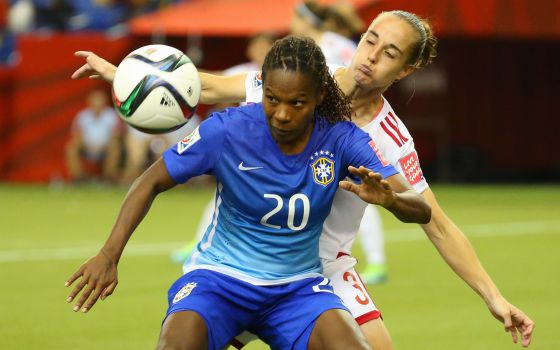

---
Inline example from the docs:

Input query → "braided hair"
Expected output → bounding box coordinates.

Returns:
[261,35,352,125]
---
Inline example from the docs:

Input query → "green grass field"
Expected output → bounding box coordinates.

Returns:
[1,183,558,349]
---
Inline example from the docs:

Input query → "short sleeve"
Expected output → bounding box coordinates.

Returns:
[343,125,398,180]
[395,142,429,193]
[244,71,264,103]
[162,112,227,184]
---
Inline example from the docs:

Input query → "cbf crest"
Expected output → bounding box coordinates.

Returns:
[173,282,197,304]
[310,150,335,187]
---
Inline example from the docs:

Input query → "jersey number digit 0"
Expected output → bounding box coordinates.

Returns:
[261,193,310,231]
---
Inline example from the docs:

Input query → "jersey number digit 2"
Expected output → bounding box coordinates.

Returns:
[261,194,310,231]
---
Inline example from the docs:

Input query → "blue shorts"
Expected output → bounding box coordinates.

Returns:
[165,269,349,350]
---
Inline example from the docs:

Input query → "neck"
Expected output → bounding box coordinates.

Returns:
[336,68,386,127]
[276,122,314,155]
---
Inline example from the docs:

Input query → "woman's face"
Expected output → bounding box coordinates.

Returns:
[349,14,419,89]
[263,69,323,146]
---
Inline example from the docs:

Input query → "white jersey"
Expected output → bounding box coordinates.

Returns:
[244,66,429,260]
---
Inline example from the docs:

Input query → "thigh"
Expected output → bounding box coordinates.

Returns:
[157,310,207,350]
[323,256,381,322]
[253,277,351,350]
[360,318,393,350]
[308,309,370,350]
[164,270,255,350]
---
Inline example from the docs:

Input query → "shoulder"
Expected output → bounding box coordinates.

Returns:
[329,120,370,141]
[327,63,344,77]
[376,98,413,140]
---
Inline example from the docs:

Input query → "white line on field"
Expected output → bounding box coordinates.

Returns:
[1,220,559,263]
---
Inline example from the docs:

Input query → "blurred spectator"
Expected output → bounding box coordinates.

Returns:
[222,32,276,75]
[290,0,356,66]
[33,0,74,31]
[8,0,35,33]
[323,1,364,41]
[0,29,16,65]
[66,89,122,183]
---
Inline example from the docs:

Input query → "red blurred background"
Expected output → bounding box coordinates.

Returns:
[0,0,558,183]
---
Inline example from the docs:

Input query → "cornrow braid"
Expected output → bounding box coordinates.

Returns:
[386,10,438,69]
[262,35,352,125]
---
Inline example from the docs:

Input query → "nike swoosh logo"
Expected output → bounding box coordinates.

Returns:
[238,162,264,171]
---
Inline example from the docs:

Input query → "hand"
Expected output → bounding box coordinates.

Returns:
[339,166,395,207]
[487,295,535,347]
[65,249,119,313]
[71,51,117,83]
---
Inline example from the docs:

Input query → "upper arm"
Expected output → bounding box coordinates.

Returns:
[199,72,247,104]
[139,157,178,194]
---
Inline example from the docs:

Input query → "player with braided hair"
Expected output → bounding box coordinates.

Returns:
[262,35,352,125]
[71,10,534,349]
[66,35,430,350]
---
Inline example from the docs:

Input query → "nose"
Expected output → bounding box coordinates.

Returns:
[368,46,382,64]
[273,105,291,124]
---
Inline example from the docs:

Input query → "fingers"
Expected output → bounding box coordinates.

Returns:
[65,266,84,287]
[81,286,104,313]
[347,166,382,181]
[517,314,535,347]
[75,51,93,58]
[71,64,91,79]
[101,280,118,300]
[339,180,358,194]
[508,327,519,344]
[521,322,534,347]
[74,282,96,313]
[66,279,87,305]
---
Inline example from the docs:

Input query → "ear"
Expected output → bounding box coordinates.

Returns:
[395,65,416,81]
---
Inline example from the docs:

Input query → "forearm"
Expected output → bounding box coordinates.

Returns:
[422,190,502,303]
[384,189,431,224]
[199,72,247,104]
[101,175,160,264]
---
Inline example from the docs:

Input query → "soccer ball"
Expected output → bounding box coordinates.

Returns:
[111,45,200,134]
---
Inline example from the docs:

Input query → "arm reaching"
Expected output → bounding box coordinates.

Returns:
[71,51,117,82]
[65,159,176,313]
[71,51,248,105]
[339,166,431,224]
[421,188,535,347]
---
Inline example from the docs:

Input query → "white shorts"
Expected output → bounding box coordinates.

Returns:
[230,254,381,348]
[322,254,381,324]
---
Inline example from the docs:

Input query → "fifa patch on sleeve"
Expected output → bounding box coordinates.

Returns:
[177,127,201,154]
[369,140,389,166]
[252,72,263,89]
[399,151,423,186]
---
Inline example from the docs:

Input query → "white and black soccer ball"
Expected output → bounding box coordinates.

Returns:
[111,45,200,134]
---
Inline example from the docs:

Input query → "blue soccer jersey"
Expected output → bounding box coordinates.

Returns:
[163,103,398,284]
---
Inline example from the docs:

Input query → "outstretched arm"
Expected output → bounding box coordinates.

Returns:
[340,166,431,224]
[421,188,535,347]
[71,51,247,105]
[65,158,176,313]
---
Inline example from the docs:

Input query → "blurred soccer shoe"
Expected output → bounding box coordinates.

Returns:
[170,240,196,264]
[360,263,388,285]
